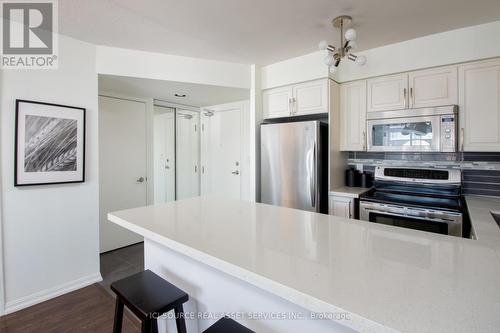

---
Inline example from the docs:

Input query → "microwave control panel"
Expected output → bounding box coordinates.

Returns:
[440,115,457,152]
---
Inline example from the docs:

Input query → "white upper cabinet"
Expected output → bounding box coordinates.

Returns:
[340,80,367,151]
[262,79,328,119]
[409,66,458,108]
[367,68,458,113]
[459,59,500,152]
[367,73,408,112]
[293,79,328,116]
[262,86,293,119]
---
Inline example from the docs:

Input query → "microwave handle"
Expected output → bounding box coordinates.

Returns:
[309,143,316,208]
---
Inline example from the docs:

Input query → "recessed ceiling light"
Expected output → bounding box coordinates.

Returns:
[174,93,187,98]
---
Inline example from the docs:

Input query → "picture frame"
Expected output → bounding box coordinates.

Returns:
[14,99,86,186]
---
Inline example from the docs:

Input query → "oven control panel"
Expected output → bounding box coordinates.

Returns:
[440,115,457,152]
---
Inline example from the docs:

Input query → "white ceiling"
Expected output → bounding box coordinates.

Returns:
[98,75,249,107]
[60,0,500,65]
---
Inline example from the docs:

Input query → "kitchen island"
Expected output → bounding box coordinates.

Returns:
[108,197,500,333]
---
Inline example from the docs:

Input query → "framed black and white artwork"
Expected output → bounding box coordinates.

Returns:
[15,99,86,186]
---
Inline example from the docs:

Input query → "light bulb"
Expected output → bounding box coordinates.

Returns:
[356,55,367,66]
[318,40,329,51]
[345,28,357,41]
[348,40,357,50]
[330,65,338,75]
[324,54,335,66]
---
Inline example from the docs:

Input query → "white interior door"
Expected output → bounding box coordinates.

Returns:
[202,106,242,199]
[153,106,175,203]
[99,96,146,253]
[176,110,200,199]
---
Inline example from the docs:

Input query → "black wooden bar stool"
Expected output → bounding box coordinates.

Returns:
[203,317,255,333]
[111,269,189,333]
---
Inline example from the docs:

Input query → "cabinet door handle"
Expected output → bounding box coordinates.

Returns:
[410,87,413,106]
[460,128,465,151]
[288,98,293,115]
[292,97,297,115]
[403,88,407,109]
[362,131,366,151]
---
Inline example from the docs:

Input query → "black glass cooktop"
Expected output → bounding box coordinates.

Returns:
[361,189,463,212]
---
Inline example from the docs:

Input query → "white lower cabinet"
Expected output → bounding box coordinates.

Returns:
[329,195,355,219]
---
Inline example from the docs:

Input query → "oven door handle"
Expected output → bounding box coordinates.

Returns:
[361,204,462,224]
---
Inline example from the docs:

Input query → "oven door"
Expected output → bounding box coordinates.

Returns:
[359,201,462,237]
[367,115,440,152]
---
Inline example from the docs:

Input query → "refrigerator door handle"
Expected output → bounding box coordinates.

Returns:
[310,143,316,208]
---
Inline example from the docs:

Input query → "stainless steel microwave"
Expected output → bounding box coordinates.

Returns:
[366,106,458,152]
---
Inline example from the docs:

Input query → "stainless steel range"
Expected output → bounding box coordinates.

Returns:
[359,166,464,237]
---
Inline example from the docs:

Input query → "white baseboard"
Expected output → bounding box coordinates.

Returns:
[3,272,103,315]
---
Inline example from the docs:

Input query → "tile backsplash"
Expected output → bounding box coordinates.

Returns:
[348,151,500,196]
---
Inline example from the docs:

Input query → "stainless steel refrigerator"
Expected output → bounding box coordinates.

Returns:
[260,121,328,213]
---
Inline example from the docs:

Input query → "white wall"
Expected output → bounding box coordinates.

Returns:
[261,51,329,89]
[0,35,101,314]
[261,20,500,87]
[250,65,262,201]
[97,46,252,89]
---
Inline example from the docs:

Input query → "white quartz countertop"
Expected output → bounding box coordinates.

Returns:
[329,187,371,198]
[109,197,500,333]
[465,195,500,248]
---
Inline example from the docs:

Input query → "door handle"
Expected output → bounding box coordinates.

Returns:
[232,170,240,175]
[136,177,145,183]
[310,144,316,208]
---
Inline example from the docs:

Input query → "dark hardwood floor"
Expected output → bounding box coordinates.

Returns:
[99,242,144,295]
[0,284,141,333]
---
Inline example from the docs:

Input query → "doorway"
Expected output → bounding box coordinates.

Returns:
[201,106,242,199]
[97,75,251,298]
[98,95,148,253]
[201,101,249,200]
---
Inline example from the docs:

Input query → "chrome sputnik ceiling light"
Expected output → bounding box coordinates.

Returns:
[318,15,366,74]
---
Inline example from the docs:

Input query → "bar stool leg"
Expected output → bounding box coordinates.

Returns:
[174,304,187,333]
[151,318,159,333]
[113,297,124,333]
[141,319,152,333]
